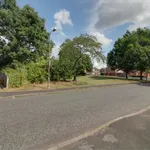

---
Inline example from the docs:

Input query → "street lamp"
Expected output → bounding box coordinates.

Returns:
[47,27,57,89]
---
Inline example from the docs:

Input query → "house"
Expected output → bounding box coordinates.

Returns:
[100,67,150,78]
[91,67,100,75]
[100,67,125,76]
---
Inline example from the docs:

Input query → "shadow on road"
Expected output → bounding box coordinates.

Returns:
[137,82,150,87]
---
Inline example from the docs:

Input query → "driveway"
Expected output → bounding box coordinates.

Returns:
[0,84,150,150]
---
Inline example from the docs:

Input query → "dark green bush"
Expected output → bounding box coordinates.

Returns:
[50,59,72,81]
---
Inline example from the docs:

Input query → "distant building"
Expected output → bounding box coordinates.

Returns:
[91,67,100,75]
[100,67,125,76]
[100,67,150,78]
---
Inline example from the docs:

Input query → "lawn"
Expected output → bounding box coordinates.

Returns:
[77,75,138,86]
[2,75,138,92]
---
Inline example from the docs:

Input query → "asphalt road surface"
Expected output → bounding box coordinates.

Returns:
[0,84,150,150]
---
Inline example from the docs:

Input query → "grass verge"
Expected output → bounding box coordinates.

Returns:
[1,75,138,92]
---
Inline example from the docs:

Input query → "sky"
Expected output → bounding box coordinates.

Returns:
[17,0,150,68]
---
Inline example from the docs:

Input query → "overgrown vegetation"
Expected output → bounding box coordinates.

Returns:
[0,0,104,87]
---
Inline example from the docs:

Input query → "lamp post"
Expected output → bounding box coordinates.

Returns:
[47,27,57,89]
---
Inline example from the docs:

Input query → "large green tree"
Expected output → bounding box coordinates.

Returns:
[107,31,137,79]
[107,28,150,80]
[0,0,51,68]
[59,34,105,81]
[132,28,150,80]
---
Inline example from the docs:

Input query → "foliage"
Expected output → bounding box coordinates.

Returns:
[100,72,104,76]
[26,57,47,83]
[107,28,150,80]
[107,31,136,78]
[50,59,60,81]
[59,34,104,81]
[50,59,72,81]
[77,54,93,75]
[0,0,105,87]
[2,66,28,88]
[0,0,56,87]
[0,0,52,68]
[132,28,150,80]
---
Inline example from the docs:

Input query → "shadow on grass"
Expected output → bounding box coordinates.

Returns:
[137,81,150,87]
[90,75,139,81]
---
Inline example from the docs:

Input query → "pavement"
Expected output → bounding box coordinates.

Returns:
[0,83,133,98]
[0,84,150,150]
[63,110,150,150]
[0,87,74,98]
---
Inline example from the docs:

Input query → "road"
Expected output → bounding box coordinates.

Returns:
[0,84,150,150]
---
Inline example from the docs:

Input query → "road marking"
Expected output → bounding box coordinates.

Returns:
[47,105,150,150]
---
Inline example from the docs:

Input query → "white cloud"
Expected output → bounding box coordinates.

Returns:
[93,61,106,69]
[90,0,150,31]
[54,9,73,35]
[51,43,61,57]
[54,20,63,30]
[90,32,113,48]
[87,0,150,68]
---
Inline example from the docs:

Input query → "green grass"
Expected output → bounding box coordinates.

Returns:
[4,75,139,92]
[77,75,138,86]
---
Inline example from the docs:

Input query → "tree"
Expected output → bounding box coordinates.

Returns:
[107,28,150,80]
[107,31,137,79]
[26,57,48,83]
[0,0,51,68]
[76,54,93,76]
[132,28,150,80]
[0,0,16,10]
[59,34,104,81]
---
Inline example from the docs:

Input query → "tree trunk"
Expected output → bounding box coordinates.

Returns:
[140,71,143,80]
[146,71,148,82]
[73,71,77,81]
[125,71,128,79]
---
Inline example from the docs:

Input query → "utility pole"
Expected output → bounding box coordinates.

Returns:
[47,27,57,89]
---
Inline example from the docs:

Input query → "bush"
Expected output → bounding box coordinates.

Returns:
[27,58,47,83]
[58,60,72,81]
[50,59,72,81]
[50,60,60,81]
[100,72,104,76]
[2,67,28,88]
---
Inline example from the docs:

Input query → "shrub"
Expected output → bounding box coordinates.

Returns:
[50,59,60,81]
[27,58,47,83]
[50,59,72,81]
[2,67,28,88]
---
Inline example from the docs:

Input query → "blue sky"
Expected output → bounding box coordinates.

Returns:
[17,0,150,68]
[17,0,95,46]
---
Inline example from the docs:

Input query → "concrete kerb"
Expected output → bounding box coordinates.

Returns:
[0,82,137,100]
[47,105,150,150]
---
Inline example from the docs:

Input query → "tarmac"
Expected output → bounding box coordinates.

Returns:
[63,109,150,150]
